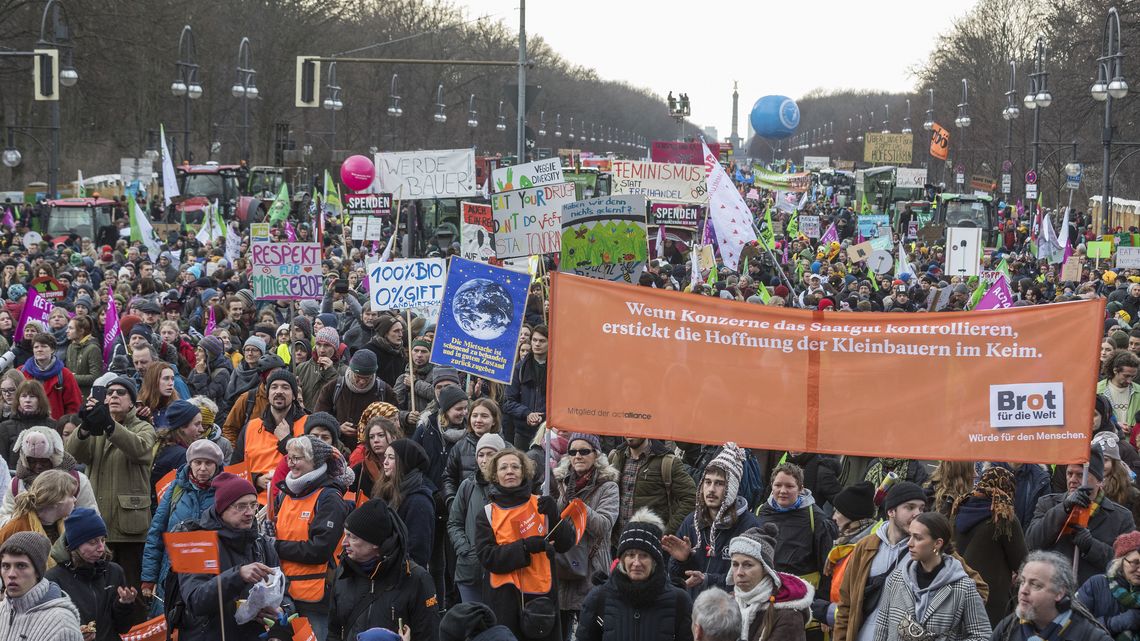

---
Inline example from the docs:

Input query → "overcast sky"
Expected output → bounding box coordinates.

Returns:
[458,0,981,141]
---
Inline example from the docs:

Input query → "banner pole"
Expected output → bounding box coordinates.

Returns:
[406,308,415,413]
[217,574,227,641]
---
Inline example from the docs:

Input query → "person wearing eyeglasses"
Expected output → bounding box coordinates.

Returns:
[67,375,157,617]
[1075,532,1140,639]
[174,472,295,641]
[0,369,26,420]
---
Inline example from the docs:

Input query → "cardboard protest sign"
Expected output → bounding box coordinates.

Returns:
[15,288,53,337]
[491,182,577,259]
[375,149,476,199]
[896,167,927,188]
[799,215,820,238]
[649,203,700,229]
[1117,246,1140,269]
[367,259,447,311]
[1061,256,1083,282]
[163,530,221,574]
[548,272,1102,464]
[848,240,875,262]
[430,257,530,384]
[251,242,323,300]
[863,132,914,164]
[461,202,496,262]
[492,159,564,193]
[560,195,647,284]
[611,161,707,204]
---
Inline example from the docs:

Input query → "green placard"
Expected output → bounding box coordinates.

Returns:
[1088,241,1113,259]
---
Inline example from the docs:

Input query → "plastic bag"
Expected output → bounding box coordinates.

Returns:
[234,567,286,625]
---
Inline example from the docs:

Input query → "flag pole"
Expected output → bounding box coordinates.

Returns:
[750,221,803,308]
[406,308,415,414]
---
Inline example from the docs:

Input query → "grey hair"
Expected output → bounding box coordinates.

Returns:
[286,436,314,461]
[1022,550,1076,597]
[692,588,741,641]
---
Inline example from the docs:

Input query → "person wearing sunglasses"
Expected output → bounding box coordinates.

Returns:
[68,375,157,619]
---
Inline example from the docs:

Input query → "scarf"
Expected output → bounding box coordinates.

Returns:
[951,466,1017,538]
[22,355,63,382]
[866,458,909,487]
[766,494,805,513]
[735,576,775,637]
[1019,609,1073,641]
[284,463,327,494]
[1109,574,1140,641]
[571,467,595,495]
[612,562,668,607]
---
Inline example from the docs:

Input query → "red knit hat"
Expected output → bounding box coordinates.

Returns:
[817,298,834,311]
[1114,531,1140,559]
[211,472,257,514]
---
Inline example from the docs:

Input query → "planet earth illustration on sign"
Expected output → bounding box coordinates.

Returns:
[452,278,514,340]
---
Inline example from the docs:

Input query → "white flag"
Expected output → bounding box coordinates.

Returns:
[195,201,225,246]
[700,140,756,270]
[160,124,180,207]
[129,198,161,261]
[895,240,916,281]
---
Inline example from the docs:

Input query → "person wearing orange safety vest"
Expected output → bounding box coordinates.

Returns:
[475,448,575,641]
[273,434,349,641]
[232,369,307,503]
[809,482,878,628]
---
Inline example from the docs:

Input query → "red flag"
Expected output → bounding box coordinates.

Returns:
[561,498,588,545]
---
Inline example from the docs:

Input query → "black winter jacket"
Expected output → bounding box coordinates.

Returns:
[1025,492,1136,585]
[45,557,132,641]
[576,566,693,641]
[444,430,481,500]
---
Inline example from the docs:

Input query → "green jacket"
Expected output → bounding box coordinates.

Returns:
[607,440,696,537]
[65,409,156,543]
[65,336,104,394]
[295,358,345,412]
[1096,379,1140,427]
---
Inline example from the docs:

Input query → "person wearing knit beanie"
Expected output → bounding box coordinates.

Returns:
[1114,531,1140,560]
[243,335,266,356]
[438,385,468,415]
[344,497,396,548]
[388,438,430,475]
[266,368,298,394]
[832,481,877,522]
[305,411,343,449]
[211,472,257,519]
[566,432,602,456]
[882,480,927,513]
[63,507,107,551]
[618,507,666,570]
[476,432,507,455]
[431,366,461,388]
[198,335,224,362]
[350,349,379,375]
[663,443,759,593]
[315,326,340,348]
[440,602,499,641]
[1,530,52,580]
[728,523,782,587]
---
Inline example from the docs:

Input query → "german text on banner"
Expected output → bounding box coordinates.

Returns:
[162,530,221,575]
[547,273,1103,464]
[375,148,476,199]
[250,242,323,300]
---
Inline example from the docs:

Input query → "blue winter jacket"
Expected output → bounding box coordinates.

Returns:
[1077,572,1140,636]
[141,463,217,617]
[669,496,760,596]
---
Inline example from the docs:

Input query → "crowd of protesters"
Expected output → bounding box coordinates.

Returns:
[0,176,1134,641]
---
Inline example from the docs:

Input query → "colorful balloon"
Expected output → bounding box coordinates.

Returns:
[340,155,375,192]
[749,96,800,139]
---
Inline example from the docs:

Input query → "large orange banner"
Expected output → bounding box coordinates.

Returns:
[547,273,1104,464]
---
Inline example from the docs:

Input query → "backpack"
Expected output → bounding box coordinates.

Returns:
[162,560,186,637]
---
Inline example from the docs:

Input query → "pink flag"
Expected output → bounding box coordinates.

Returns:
[974,274,1014,310]
[1,208,13,231]
[15,288,52,340]
[205,305,216,335]
[285,221,296,242]
[103,289,121,365]
[820,222,839,245]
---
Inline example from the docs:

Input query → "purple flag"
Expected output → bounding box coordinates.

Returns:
[15,288,53,340]
[974,274,1014,311]
[205,305,216,335]
[820,222,839,245]
[103,289,121,364]
[1,208,13,231]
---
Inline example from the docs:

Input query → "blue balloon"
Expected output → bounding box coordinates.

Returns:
[750,95,800,139]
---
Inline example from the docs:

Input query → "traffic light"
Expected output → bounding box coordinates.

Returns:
[295,56,320,108]
[33,49,58,101]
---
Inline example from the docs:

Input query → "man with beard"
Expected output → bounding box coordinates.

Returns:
[991,551,1110,641]
[315,350,398,451]
[608,437,696,541]
[663,442,759,595]
[222,354,286,445]
[395,338,434,413]
[232,369,308,502]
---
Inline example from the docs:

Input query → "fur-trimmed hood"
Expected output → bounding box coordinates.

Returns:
[552,452,619,485]
[770,572,814,611]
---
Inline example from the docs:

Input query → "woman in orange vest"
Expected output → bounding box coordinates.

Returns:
[475,448,575,641]
[272,434,350,641]
[812,481,878,628]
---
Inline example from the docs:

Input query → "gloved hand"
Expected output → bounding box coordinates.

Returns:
[79,403,113,436]
[537,495,558,516]
[1070,525,1095,552]
[522,535,548,554]
[1107,608,1140,634]
[1062,487,1092,512]
[810,598,831,625]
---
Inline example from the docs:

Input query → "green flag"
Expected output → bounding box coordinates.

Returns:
[996,257,1011,281]
[323,170,342,217]
[758,282,771,303]
[786,209,799,239]
[129,198,161,260]
[706,262,718,287]
[267,182,291,224]
[760,206,775,249]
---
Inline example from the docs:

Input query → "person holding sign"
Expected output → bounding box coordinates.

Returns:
[475,448,576,641]
[175,472,294,641]
[140,439,224,617]
[328,498,441,641]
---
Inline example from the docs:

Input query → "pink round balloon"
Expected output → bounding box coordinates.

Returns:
[340,155,375,192]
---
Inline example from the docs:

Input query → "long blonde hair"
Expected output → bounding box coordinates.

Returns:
[12,469,77,518]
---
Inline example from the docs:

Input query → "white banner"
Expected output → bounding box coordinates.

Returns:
[1117,246,1140,269]
[803,156,830,171]
[896,167,927,189]
[611,160,707,204]
[374,148,476,199]
[491,158,564,193]
[491,182,577,259]
[366,258,447,311]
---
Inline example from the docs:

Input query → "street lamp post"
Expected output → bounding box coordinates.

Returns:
[882,104,890,133]
[322,61,343,154]
[171,25,203,164]
[902,99,912,134]
[232,37,257,164]
[1002,60,1021,157]
[955,79,971,179]
[1093,6,1128,231]
[38,0,78,198]
[1025,36,1052,179]
[433,84,447,124]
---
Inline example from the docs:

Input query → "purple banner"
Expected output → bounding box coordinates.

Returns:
[103,289,120,365]
[15,288,52,339]
[974,274,1014,311]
